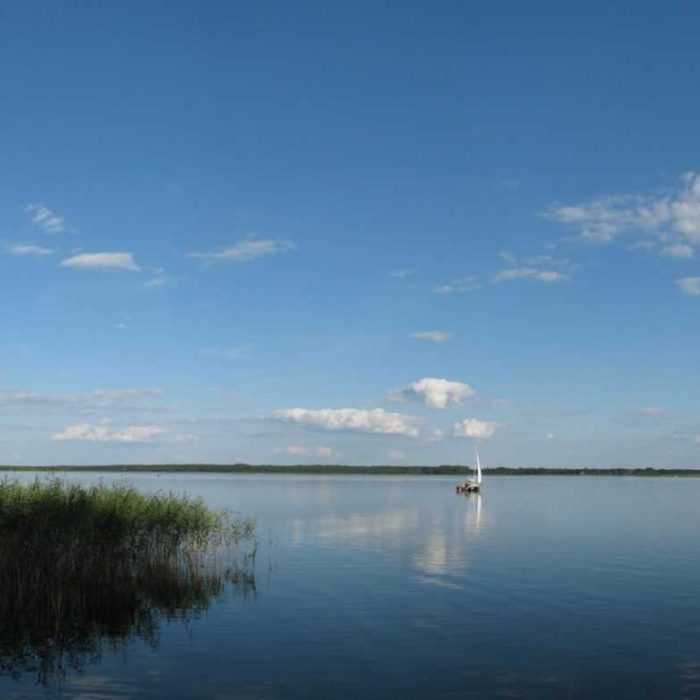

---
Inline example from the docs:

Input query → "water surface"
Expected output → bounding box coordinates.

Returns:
[1,473,699,698]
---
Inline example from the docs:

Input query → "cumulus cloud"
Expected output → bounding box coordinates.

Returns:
[51,424,169,443]
[60,252,141,271]
[187,238,295,263]
[274,407,420,436]
[677,277,700,295]
[409,330,452,343]
[274,445,337,458]
[25,203,67,234]
[546,172,700,246]
[7,243,54,256]
[392,377,476,410]
[453,418,499,439]
[434,276,480,294]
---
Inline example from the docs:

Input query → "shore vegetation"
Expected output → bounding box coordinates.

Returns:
[0,465,696,477]
[0,479,255,684]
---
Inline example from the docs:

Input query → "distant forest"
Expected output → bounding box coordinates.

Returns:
[0,464,698,476]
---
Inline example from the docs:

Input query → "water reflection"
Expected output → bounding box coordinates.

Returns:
[0,540,255,685]
[462,492,483,533]
[287,490,488,586]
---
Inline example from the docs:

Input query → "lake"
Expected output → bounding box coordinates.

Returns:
[1,473,699,699]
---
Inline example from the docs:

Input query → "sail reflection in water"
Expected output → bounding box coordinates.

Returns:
[0,535,256,684]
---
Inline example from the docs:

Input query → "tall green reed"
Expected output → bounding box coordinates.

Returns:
[0,478,256,684]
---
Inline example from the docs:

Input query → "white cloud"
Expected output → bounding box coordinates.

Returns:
[546,172,700,245]
[25,203,67,234]
[7,243,54,256]
[453,418,499,439]
[274,445,337,458]
[677,277,700,295]
[145,267,167,287]
[393,377,476,410]
[187,238,295,263]
[545,432,555,440]
[661,243,694,258]
[60,252,141,271]
[493,268,567,283]
[409,330,452,343]
[389,269,413,279]
[274,407,420,436]
[51,424,168,443]
[493,252,573,284]
[434,276,480,294]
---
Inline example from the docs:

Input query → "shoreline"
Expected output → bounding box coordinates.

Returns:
[0,465,698,477]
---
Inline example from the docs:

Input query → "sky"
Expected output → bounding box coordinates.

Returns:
[1,1,700,467]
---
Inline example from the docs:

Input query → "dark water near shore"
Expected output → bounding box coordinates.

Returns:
[2,473,700,699]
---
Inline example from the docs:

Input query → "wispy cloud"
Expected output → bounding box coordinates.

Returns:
[0,388,165,413]
[186,238,295,263]
[51,423,194,443]
[677,277,700,295]
[434,276,480,294]
[389,377,476,410]
[661,243,694,258]
[274,407,420,436]
[493,252,572,284]
[6,243,54,256]
[60,252,141,271]
[546,172,700,248]
[453,418,499,439]
[274,445,338,458]
[389,269,413,279]
[25,203,68,234]
[618,407,667,426]
[409,331,452,343]
[499,179,521,192]
[493,268,567,283]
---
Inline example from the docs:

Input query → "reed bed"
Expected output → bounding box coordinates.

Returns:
[0,478,256,683]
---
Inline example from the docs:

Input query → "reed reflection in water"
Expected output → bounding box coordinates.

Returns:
[0,522,256,685]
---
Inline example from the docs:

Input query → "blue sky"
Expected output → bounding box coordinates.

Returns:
[2,1,700,467]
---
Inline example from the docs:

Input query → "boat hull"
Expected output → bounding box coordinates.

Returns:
[456,482,480,494]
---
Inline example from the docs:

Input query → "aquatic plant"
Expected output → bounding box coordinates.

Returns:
[0,479,256,684]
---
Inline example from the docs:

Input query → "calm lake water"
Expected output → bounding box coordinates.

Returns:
[2,473,700,699]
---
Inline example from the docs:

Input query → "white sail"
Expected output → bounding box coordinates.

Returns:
[475,444,482,485]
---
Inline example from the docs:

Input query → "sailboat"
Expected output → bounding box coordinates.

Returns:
[456,445,482,493]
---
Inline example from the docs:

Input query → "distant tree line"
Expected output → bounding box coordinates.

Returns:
[0,464,698,476]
